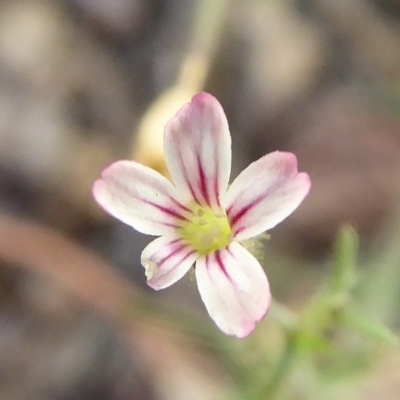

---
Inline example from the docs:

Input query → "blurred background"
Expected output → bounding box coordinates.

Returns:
[1,0,400,399]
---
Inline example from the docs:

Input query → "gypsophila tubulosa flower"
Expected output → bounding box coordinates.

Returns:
[93,92,311,337]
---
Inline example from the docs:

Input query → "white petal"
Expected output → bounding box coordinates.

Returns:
[141,235,199,290]
[225,152,311,241]
[93,160,190,236]
[195,242,271,338]
[164,92,231,207]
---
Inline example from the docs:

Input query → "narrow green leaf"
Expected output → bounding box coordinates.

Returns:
[341,310,399,346]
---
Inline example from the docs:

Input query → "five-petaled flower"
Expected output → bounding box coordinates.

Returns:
[93,92,311,337]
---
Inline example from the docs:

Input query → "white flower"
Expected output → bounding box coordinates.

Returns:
[93,93,311,337]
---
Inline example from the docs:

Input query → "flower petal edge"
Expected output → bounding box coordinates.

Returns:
[164,92,232,207]
[93,160,190,236]
[195,242,271,338]
[141,235,199,290]
[225,152,311,241]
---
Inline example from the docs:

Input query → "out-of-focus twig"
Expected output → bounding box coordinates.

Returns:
[0,213,138,323]
[132,0,229,177]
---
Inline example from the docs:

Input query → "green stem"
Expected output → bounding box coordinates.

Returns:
[260,337,297,399]
[241,334,297,400]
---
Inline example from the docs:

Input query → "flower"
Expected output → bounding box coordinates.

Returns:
[93,92,311,337]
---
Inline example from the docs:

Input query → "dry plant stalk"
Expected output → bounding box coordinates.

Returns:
[132,0,228,176]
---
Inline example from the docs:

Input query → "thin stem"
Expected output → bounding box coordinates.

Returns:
[260,336,297,399]
[240,333,297,400]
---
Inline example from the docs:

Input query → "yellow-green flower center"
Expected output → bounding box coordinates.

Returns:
[180,203,232,256]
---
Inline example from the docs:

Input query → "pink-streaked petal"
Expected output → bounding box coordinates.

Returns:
[164,92,231,207]
[93,160,191,236]
[141,235,199,290]
[225,152,311,241]
[195,242,271,338]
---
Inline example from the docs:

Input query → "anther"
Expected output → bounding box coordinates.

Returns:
[214,211,224,218]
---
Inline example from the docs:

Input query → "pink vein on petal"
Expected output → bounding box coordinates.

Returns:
[150,248,197,288]
[228,194,266,228]
[177,145,201,204]
[197,153,210,206]
[168,196,191,213]
[145,238,197,269]
[143,200,188,221]
[159,243,190,266]
[214,157,220,207]
[215,250,230,280]
[146,238,182,260]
